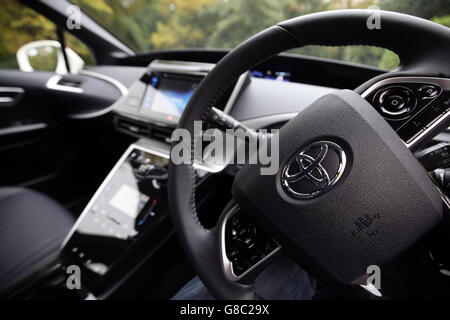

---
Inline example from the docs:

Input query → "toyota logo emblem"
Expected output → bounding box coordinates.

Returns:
[281,141,347,199]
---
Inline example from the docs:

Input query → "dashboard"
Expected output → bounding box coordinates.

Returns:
[110,59,338,142]
[39,55,450,296]
[71,59,450,287]
[107,59,450,155]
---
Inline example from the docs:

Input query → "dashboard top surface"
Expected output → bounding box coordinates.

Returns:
[110,59,339,128]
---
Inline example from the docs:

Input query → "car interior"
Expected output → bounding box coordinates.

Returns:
[1,0,450,300]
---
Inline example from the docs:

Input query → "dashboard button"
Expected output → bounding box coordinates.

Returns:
[375,86,417,119]
[436,92,450,113]
[384,95,406,112]
[398,121,423,143]
[418,85,440,100]
[250,254,260,265]
[415,105,443,128]
[263,242,275,254]
[228,249,239,262]
[231,217,240,227]
[233,259,250,276]
[243,236,256,248]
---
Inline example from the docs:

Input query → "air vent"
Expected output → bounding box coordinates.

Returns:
[151,125,173,143]
[114,116,173,143]
[57,77,82,88]
[116,118,150,136]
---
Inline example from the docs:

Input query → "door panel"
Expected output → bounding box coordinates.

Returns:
[0,70,65,187]
[0,70,122,201]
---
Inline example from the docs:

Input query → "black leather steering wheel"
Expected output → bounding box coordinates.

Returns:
[168,10,450,299]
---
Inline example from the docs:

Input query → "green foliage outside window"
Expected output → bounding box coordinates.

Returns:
[1,0,449,70]
[71,0,449,70]
[0,0,94,70]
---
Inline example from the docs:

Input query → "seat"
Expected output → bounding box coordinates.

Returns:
[0,188,75,293]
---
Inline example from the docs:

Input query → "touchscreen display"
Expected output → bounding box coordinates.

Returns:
[141,75,200,123]
[109,185,149,219]
[62,148,169,279]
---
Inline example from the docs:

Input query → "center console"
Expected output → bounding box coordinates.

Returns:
[61,143,172,291]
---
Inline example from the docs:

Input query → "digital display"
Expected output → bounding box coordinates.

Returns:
[141,75,200,123]
[250,70,291,82]
[109,184,149,219]
[62,147,170,281]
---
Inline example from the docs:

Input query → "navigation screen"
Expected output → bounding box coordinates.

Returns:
[141,75,200,123]
[109,184,149,219]
[62,148,169,280]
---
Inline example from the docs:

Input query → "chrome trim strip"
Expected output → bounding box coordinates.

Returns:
[46,75,83,93]
[406,109,450,149]
[0,87,24,93]
[0,87,25,107]
[361,76,450,149]
[0,123,47,136]
[0,97,14,104]
[220,204,281,282]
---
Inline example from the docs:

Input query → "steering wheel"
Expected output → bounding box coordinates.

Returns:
[168,10,450,299]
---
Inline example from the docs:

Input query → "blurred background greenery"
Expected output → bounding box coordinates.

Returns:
[1,0,449,71]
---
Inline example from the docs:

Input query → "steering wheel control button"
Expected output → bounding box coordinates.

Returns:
[415,105,443,128]
[436,91,450,113]
[415,142,450,171]
[228,250,239,262]
[225,209,279,278]
[243,236,256,249]
[418,84,441,100]
[281,141,346,200]
[374,86,417,119]
[237,225,256,248]
[385,95,405,112]
[398,120,424,143]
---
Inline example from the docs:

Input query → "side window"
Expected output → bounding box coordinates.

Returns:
[0,0,57,70]
[0,0,94,71]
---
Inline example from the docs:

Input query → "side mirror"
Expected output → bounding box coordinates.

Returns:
[16,40,85,74]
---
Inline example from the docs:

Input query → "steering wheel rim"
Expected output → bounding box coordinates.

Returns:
[168,9,450,299]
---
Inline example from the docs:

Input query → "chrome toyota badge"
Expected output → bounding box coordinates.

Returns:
[281,141,346,199]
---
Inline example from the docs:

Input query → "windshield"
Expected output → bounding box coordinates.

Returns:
[72,0,450,69]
